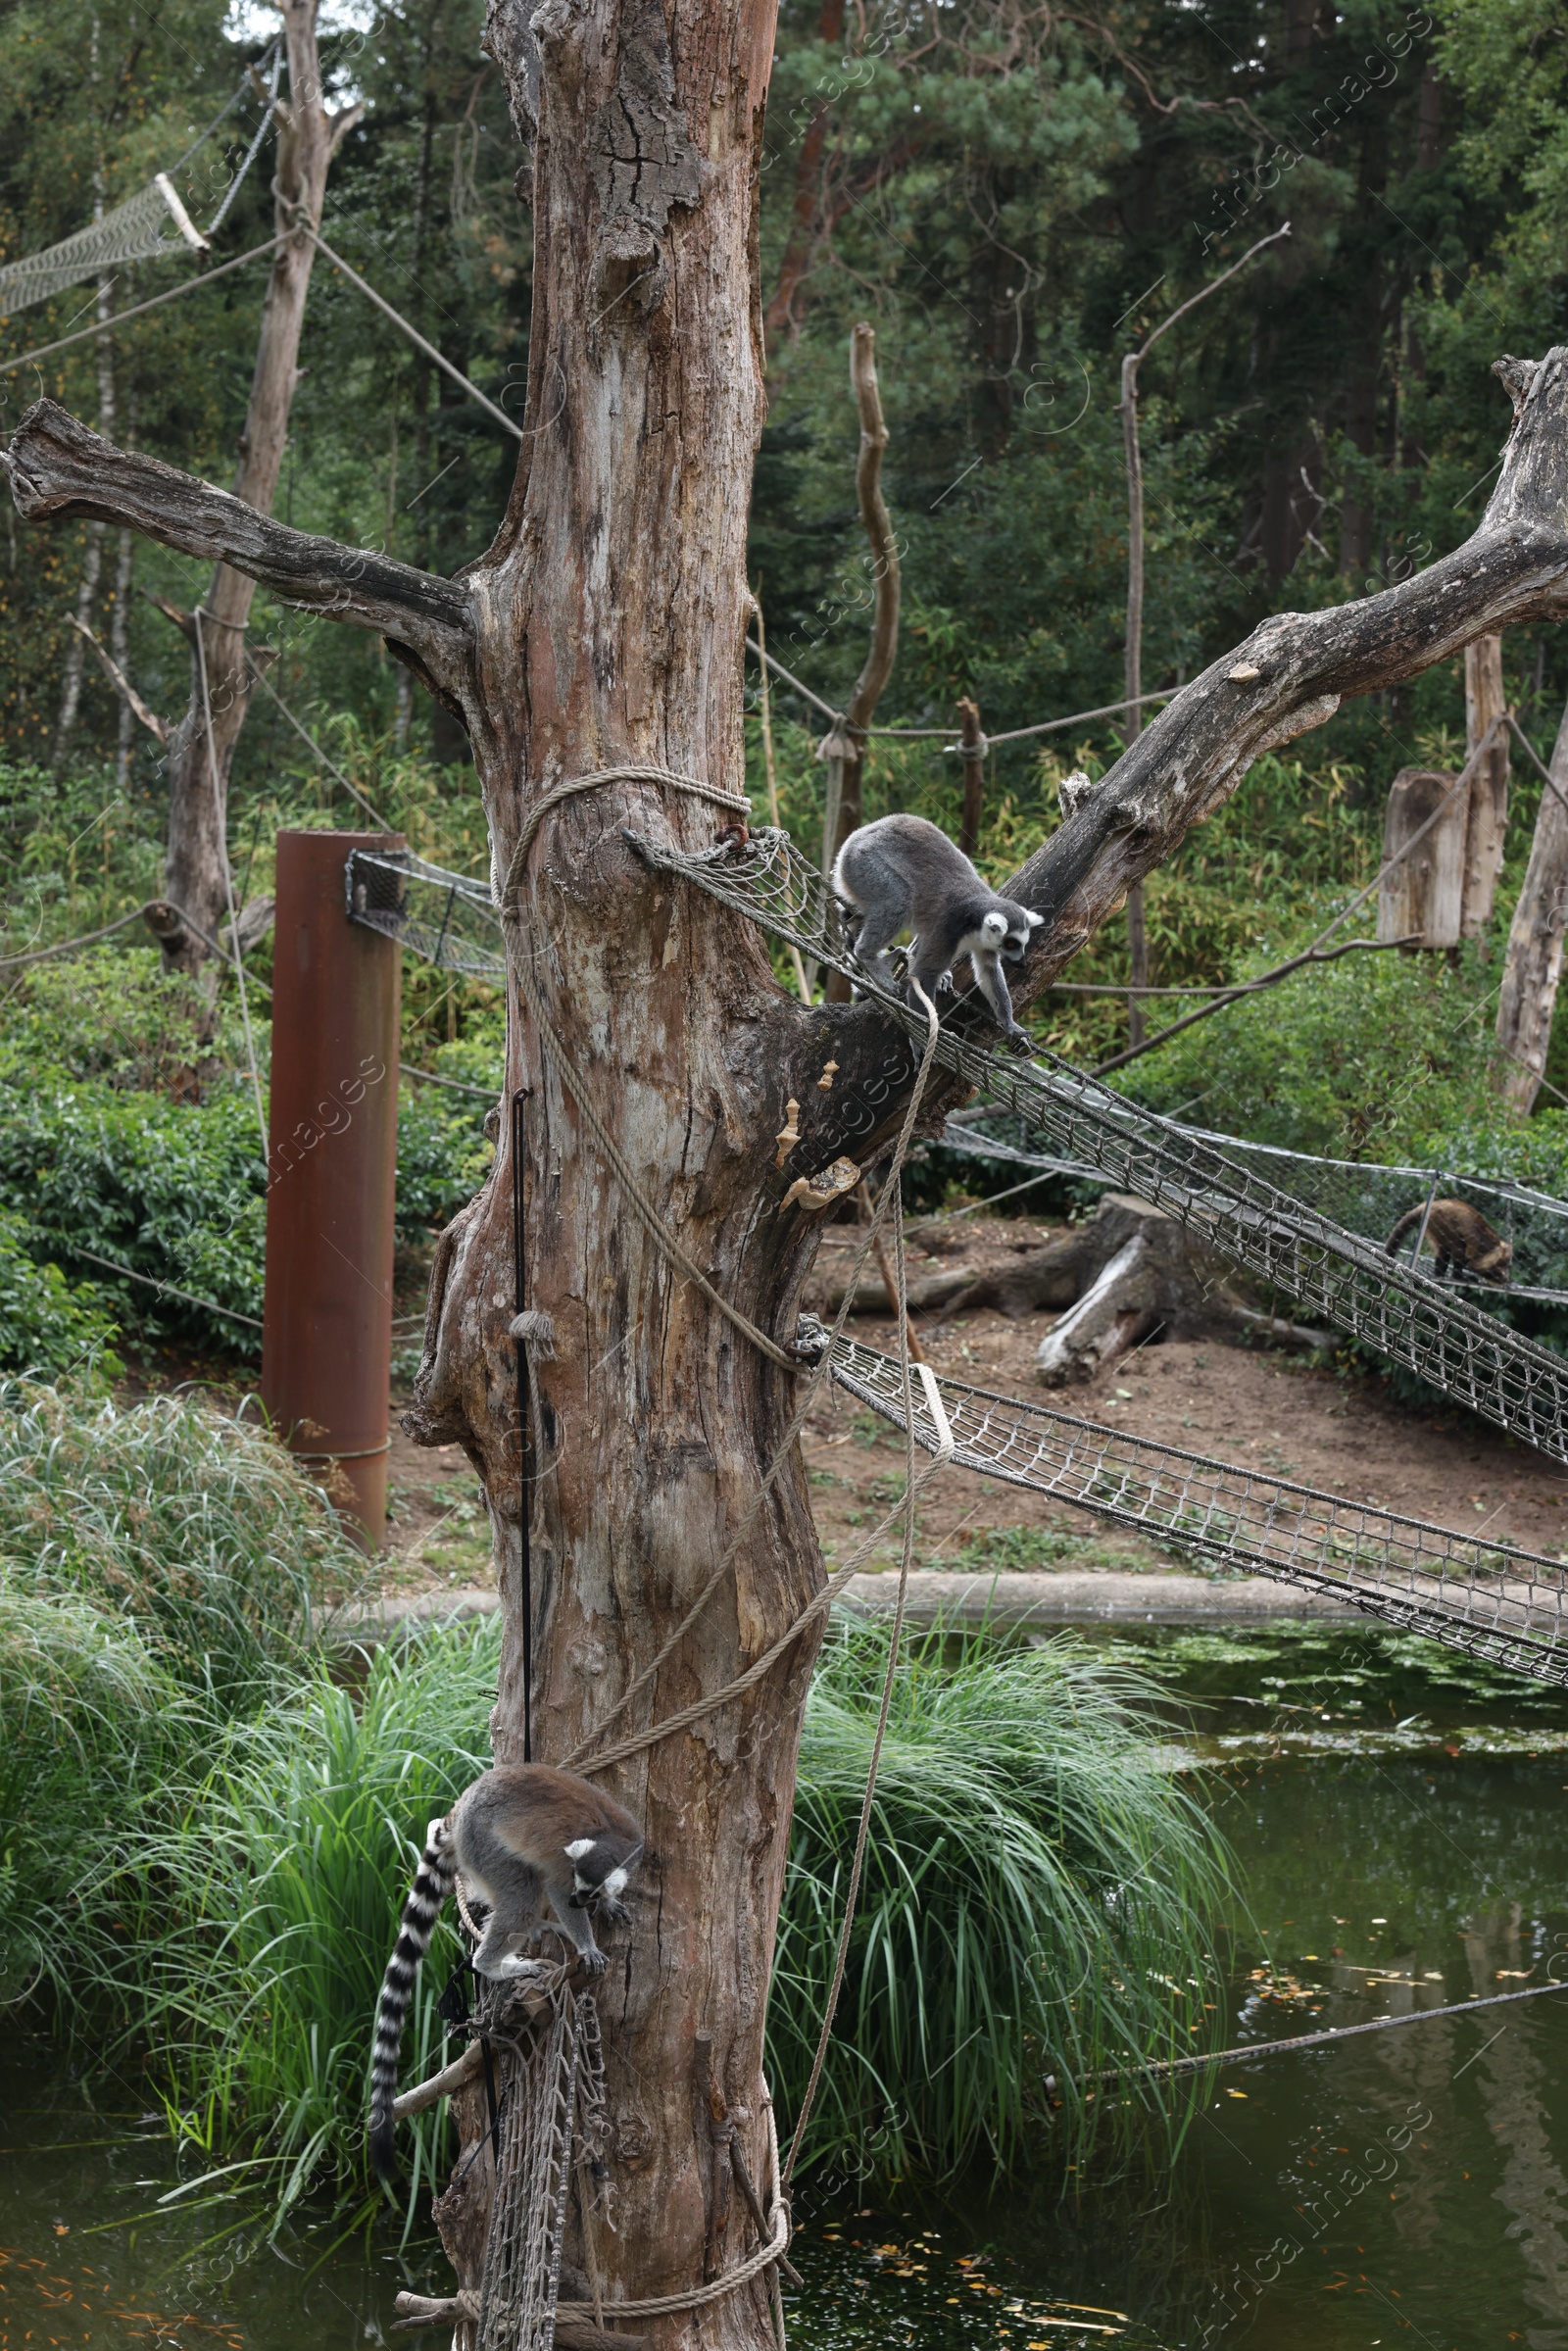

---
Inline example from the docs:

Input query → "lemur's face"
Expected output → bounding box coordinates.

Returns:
[998,904,1045,961]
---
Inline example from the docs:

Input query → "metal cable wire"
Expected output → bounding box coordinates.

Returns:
[814,1326,1568,1684]
[627,824,1568,1466]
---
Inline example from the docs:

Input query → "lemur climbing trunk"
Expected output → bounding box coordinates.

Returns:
[158,0,358,977]
[19,18,1568,2341]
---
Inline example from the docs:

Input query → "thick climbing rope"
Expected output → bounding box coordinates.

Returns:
[495,764,949,1783]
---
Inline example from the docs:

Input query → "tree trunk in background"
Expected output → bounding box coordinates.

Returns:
[762,0,846,349]
[1461,632,1509,940]
[51,258,117,765]
[1376,765,1467,949]
[1494,693,1568,1111]
[823,322,899,1002]
[159,0,358,974]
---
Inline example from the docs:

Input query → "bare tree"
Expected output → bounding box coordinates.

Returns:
[75,0,359,972]
[12,9,1568,2322]
[1460,631,1510,940]
[818,321,899,1003]
[1494,695,1568,1111]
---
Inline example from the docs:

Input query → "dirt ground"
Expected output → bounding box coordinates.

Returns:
[373,1211,1568,1595]
[122,1211,1568,1593]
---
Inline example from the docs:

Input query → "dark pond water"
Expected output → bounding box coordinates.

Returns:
[4,1625,1568,2351]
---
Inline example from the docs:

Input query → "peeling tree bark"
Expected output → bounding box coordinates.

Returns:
[14,40,1568,2337]
[1494,688,1568,1113]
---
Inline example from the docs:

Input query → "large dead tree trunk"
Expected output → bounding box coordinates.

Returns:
[15,53,1568,2335]
[1494,688,1568,1111]
[156,0,358,975]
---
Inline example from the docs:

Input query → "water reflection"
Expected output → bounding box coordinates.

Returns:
[4,1644,1568,2351]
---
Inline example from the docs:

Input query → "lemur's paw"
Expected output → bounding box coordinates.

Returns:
[578,1946,610,1976]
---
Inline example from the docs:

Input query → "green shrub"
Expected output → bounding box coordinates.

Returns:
[63,1610,1236,2219]
[0,1381,368,2012]
[0,1206,122,1376]
[0,1379,365,1693]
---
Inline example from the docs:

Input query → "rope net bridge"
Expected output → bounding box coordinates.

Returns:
[944,1114,1568,1307]
[812,1325,1568,1685]
[625,822,1568,1469]
[347,846,505,979]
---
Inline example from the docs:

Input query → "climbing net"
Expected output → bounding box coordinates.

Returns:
[629,824,1568,1467]
[471,1974,608,2351]
[945,1113,1568,1306]
[816,1327,1568,1685]
[346,845,504,980]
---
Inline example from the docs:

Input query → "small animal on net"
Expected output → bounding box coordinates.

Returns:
[830,812,1045,1040]
[1384,1198,1512,1286]
[368,1763,643,2182]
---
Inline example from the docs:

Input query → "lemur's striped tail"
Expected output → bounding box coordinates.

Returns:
[368,1820,456,2184]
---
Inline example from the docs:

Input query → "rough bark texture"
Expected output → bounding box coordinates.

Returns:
[1376,765,1467,949]
[1494,689,1568,1111]
[17,45,1568,2341]
[1461,631,1510,939]
[157,0,359,974]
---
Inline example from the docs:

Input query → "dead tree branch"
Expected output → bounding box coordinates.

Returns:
[4,400,472,684]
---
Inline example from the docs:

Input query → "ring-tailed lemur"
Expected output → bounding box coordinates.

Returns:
[368,1764,643,2183]
[1385,1199,1512,1286]
[830,813,1045,1039]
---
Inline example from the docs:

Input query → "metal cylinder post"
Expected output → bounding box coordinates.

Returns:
[263,829,404,1545]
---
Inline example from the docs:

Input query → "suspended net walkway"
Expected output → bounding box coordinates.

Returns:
[812,1326,1568,1685]
[347,845,504,979]
[943,1114,1568,1306]
[629,823,1568,1467]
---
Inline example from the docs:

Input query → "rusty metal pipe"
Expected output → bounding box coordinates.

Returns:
[262,829,403,1545]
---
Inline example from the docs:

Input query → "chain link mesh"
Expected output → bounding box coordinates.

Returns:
[629,825,1568,1466]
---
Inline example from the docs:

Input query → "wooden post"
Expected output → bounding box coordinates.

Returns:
[262,829,402,1545]
[956,696,986,858]
[1376,768,1468,949]
[1461,633,1510,941]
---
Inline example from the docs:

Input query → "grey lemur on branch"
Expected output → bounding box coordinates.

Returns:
[831,813,1045,1040]
[368,1764,643,2183]
[1385,1199,1512,1287]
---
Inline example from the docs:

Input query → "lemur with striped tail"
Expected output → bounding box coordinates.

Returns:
[368,1764,643,2184]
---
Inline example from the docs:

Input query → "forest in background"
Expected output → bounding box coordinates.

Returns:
[5,0,1568,1371]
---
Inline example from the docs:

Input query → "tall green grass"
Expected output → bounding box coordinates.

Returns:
[62,1614,1237,2217]
[774,1619,1234,2180]
[0,1380,368,2003]
[94,1629,493,2232]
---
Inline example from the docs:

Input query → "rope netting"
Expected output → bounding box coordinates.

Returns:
[626,823,1568,1467]
[813,1325,1568,1684]
[0,58,273,319]
[944,1113,1568,1305]
[0,181,189,318]
[347,846,504,980]
[471,1976,607,2351]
